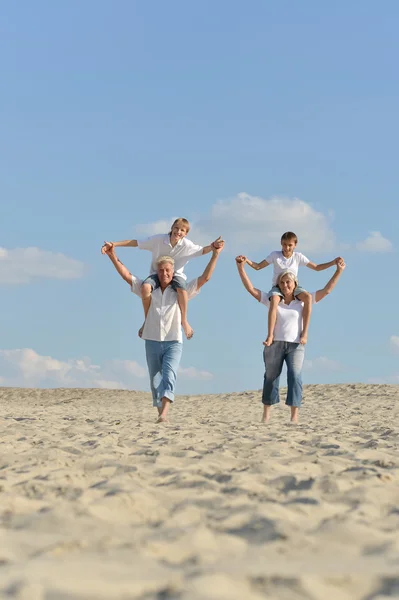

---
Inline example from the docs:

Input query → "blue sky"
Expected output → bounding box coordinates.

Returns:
[1,0,399,393]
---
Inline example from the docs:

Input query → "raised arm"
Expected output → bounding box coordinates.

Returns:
[196,242,224,289]
[314,259,346,302]
[236,256,261,301]
[307,256,344,272]
[104,242,133,286]
[245,257,270,271]
[101,239,138,254]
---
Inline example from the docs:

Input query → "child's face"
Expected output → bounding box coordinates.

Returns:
[281,239,297,257]
[170,224,189,244]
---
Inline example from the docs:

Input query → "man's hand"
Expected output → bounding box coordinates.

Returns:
[235,255,247,265]
[212,240,225,254]
[336,258,346,271]
[211,236,224,249]
[334,256,344,265]
[102,241,115,256]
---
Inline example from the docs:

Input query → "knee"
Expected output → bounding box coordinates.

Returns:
[300,291,312,304]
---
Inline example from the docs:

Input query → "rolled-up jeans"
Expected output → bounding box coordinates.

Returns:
[145,340,183,408]
[262,341,305,407]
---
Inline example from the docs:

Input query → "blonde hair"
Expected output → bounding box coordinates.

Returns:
[170,217,190,233]
[156,255,175,267]
[277,269,298,288]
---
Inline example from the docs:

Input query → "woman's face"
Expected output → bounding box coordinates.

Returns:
[278,275,296,296]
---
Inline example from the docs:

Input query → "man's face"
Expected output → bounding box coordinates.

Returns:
[157,261,174,287]
[281,239,297,257]
[170,224,189,244]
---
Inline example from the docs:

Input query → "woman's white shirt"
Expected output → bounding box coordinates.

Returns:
[260,291,316,343]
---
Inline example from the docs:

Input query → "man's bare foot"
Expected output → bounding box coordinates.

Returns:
[290,407,299,423]
[263,335,273,347]
[299,332,308,345]
[182,320,194,340]
[261,406,271,423]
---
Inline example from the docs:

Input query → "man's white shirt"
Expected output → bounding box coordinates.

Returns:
[131,276,200,343]
[138,234,203,279]
[260,291,316,343]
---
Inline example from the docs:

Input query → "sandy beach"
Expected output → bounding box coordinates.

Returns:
[0,384,398,599]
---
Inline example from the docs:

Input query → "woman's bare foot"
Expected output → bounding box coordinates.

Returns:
[156,416,169,424]
[182,320,194,339]
[263,335,273,347]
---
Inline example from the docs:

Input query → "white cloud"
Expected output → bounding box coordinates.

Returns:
[390,336,399,350]
[304,356,341,371]
[0,348,212,388]
[0,247,85,284]
[178,366,213,380]
[134,193,336,254]
[356,232,393,253]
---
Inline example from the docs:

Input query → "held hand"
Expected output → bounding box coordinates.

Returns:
[102,241,115,256]
[211,236,224,249]
[336,258,346,271]
[235,255,247,265]
[212,240,225,254]
[335,256,344,265]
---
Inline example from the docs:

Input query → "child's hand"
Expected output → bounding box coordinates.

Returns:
[336,259,346,271]
[235,255,247,265]
[334,256,344,265]
[101,241,114,255]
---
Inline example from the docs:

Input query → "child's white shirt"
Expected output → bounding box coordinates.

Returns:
[138,234,203,279]
[266,250,310,285]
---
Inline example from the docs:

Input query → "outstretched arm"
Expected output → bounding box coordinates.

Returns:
[104,242,133,286]
[101,239,138,254]
[196,242,224,289]
[307,256,344,272]
[315,259,346,302]
[245,258,270,271]
[236,256,261,301]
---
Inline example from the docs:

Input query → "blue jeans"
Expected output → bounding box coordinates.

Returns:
[143,274,187,291]
[268,285,307,299]
[145,340,183,408]
[262,341,305,407]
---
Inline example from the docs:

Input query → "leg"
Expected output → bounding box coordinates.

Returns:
[140,275,159,337]
[176,288,193,339]
[296,290,312,345]
[157,341,183,421]
[261,341,285,421]
[284,342,305,419]
[264,294,281,346]
[145,340,164,412]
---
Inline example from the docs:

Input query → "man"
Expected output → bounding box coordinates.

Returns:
[103,241,224,423]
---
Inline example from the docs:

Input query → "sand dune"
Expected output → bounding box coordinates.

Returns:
[0,384,398,599]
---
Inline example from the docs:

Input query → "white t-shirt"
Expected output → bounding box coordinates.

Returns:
[266,251,310,285]
[138,234,203,279]
[131,275,200,343]
[259,291,316,343]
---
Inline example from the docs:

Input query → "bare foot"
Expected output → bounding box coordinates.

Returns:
[263,335,273,347]
[156,416,169,424]
[261,406,271,423]
[290,407,299,423]
[182,320,194,340]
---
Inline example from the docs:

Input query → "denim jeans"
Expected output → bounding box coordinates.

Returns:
[145,340,183,408]
[262,341,305,407]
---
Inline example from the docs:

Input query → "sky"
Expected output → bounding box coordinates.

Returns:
[1,0,399,394]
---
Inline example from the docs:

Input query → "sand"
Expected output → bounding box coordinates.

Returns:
[0,384,398,599]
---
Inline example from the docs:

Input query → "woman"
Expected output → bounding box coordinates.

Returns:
[236,255,345,423]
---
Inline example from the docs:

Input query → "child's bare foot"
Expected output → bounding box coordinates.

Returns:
[182,320,194,339]
[263,335,273,347]
[299,332,308,345]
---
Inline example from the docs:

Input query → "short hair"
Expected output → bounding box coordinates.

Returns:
[277,269,298,289]
[281,231,298,244]
[170,218,190,233]
[156,255,174,267]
